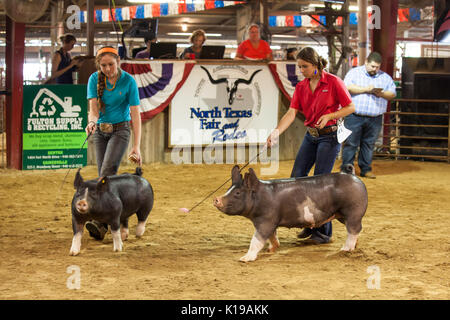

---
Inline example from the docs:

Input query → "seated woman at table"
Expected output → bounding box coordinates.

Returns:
[235,24,273,61]
[135,35,157,59]
[180,29,206,60]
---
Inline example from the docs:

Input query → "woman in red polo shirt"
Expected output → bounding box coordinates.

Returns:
[266,47,355,244]
[235,24,273,60]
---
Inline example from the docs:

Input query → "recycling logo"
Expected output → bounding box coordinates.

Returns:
[30,88,81,118]
[38,97,57,117]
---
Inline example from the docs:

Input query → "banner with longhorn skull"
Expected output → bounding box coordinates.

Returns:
[170,63,279,146]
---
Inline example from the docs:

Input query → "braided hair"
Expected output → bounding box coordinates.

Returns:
[95,46,120,114]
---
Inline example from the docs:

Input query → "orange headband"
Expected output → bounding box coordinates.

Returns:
[96,47,118,57]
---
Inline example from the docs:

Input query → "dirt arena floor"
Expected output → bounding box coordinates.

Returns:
[0,159,449,300]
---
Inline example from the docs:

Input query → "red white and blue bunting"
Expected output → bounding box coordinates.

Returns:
[80,1,244,23]
[81,4,425,25]
[120,60,195,121]
[268,8,425,27]
[268,62,304,101]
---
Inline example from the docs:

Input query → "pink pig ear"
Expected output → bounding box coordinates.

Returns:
[246,168,260,191]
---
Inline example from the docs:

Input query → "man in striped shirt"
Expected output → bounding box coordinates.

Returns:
[341,52,396,179]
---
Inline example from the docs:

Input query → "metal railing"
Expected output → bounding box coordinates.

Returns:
[0,67,5,168]
[0,92,5,168]
[374,98,450,163]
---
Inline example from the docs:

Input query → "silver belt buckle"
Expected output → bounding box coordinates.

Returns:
[308,127,319,137]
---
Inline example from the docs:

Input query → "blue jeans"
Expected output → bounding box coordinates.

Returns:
[291,131,341,237]
[92,123,131,177]
[341,113,383,175]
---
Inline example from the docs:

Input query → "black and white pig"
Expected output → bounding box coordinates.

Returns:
[213,165,368,262]
[69,167,154,256]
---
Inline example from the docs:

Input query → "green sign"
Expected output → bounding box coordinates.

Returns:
[22,85,88,170]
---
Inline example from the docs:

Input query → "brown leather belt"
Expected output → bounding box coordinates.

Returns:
[98,121,130,133]
[307,125,337,137]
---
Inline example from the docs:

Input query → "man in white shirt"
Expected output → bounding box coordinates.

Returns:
[341,52,396,179]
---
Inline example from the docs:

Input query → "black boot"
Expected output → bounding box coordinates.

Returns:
[85,220,108,241]
[297,228,313,239]
[308,231,331,244]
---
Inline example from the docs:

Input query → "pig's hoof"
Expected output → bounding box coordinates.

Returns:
[112,230,124,251]
[267,243,280,253]
[239,254,257,262]
[121,229,129,241]
[135,230,145,238]
[69,249,80,256]
[136,221,146,237]
[340,246,354,252]
[113,242,123,252]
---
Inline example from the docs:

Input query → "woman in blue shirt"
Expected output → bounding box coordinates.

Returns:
[84,46,142,240]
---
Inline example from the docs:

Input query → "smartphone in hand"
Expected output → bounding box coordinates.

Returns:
[371,87,383,94]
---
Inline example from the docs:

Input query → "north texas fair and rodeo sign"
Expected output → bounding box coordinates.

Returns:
[170,64,279,146]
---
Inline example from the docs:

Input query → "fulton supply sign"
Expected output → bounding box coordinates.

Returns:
[170,64,279,146]
[22,85,88,170]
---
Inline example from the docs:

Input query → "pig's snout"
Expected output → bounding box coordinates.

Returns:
[76,199,89,213]
[213,196,223,209]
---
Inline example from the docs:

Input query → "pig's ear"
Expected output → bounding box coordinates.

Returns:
[231,165,243,185]
[96,176,109,192]
[243,172,249,186]
[74,168,84,189]
[246,168,260,191]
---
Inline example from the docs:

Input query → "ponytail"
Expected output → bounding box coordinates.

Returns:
[318,56,328,71]
[297,47,328,71]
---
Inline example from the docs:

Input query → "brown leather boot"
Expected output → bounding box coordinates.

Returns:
[361,171,376,179]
